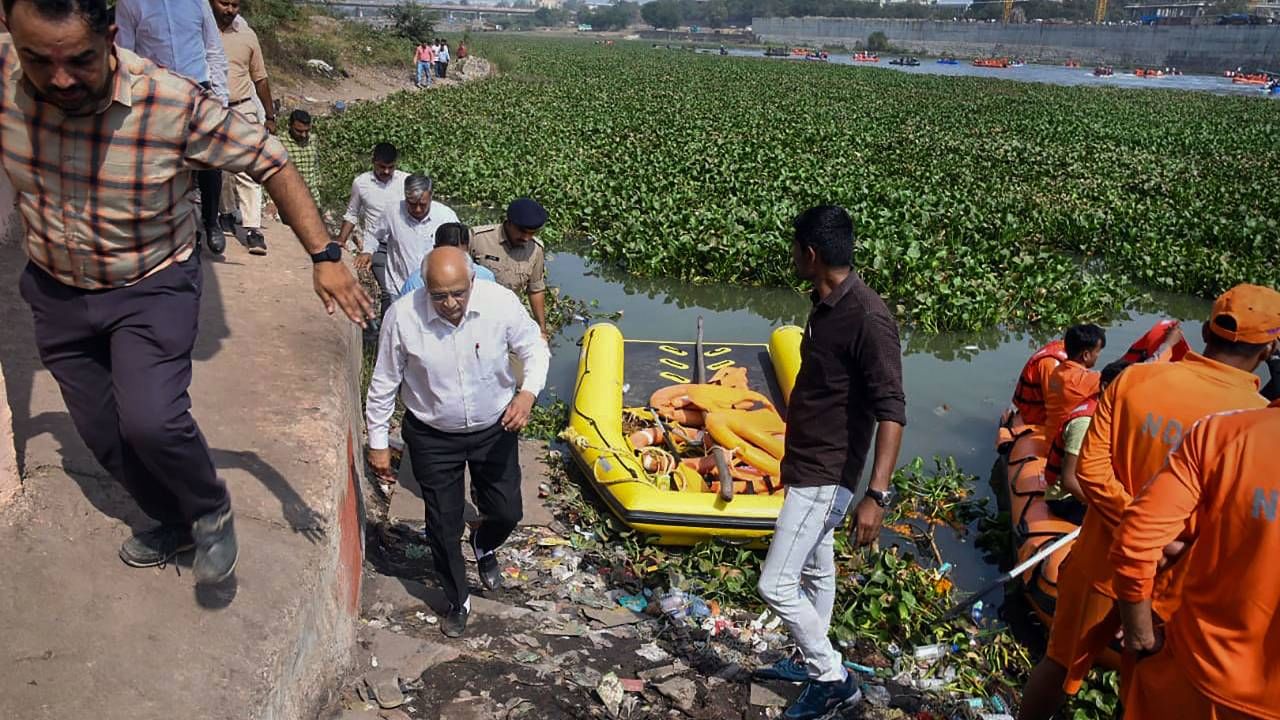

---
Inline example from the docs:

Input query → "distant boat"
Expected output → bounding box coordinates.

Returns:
[853,52,880,62]
[890,57,921,66]
[937,57,959,65]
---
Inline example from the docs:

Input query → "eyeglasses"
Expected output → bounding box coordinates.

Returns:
[428,289,469,302]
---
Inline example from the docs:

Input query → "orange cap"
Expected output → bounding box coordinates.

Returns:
[1208,284,1280,344]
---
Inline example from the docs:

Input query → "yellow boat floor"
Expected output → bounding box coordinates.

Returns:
[620,338,786,409]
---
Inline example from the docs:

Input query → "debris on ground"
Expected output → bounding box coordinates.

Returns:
[321,450,1042,719]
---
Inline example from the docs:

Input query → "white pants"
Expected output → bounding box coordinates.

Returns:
[221,105,263,229]
[758,484,854,682]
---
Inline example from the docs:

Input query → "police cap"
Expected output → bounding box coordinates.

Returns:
[506,197,547,230]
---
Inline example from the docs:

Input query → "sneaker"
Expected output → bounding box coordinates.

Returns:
[471,533,501,591]
[218,212,237,233]
[441,605,468,638]
[119,524,195,568]
[192,508,238,585]
[754,654,809,683]
[246,230,267,256]
[782,673,861,720]
[204,221,226,255]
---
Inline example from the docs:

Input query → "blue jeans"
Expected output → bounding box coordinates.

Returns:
[758,484,855,681]
[416,60,433,86]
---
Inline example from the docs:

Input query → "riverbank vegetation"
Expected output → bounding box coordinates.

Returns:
[319,38,1278,333]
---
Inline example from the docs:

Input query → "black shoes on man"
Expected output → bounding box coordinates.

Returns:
[246,230,268,256]
[118,508,239,585]
[471,533,502,592]
[119,524,195,568]
[204,220,227,256]
[441,605,469,638]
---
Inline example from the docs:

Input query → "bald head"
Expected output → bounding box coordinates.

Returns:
[424,246,474,325]
[424,246,472,286]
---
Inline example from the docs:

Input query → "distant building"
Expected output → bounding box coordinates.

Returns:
[1123,2,1211,21]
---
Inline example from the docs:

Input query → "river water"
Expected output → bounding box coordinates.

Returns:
[708,47,1278,98]
[540,249,1217,607]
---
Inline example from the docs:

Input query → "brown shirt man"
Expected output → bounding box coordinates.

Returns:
[470,223,546,295]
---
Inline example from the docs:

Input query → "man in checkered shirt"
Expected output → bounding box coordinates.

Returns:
[1,0,373,585]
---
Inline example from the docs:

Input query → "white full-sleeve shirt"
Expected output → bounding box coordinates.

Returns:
[341,169,408,253]
[365,279,551,448]
[373,200,460,295]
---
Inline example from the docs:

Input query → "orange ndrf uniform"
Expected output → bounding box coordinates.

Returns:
[1013,340,1067,426]
[1045,398,1097,487]
[1044,353,1265,694]
[1111,399,1280,720]
[1044,360,1101,443]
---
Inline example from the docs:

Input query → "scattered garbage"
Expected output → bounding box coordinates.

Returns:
[595,672,624,717]
[912,642,950,663]
[306,58,335,74]
[970,599,985,623]
[635,642,671,663]
[864,683,892,707]
[615,592,648,612]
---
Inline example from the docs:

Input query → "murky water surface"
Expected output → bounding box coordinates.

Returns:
[542,250,1216,604]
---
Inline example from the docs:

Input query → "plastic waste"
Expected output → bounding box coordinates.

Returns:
[863,684,892,707]
[971,599,985,623]
[617,593,648,612]
[990,696,1009,713]
[912,643,950,662]
[687,594,711,618]
[842,661,876,675]
[658,589,688,620]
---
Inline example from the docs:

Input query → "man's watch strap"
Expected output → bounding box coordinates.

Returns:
[310,242,342,264]
[865,487,894,509]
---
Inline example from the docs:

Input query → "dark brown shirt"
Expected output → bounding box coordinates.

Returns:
[782,272,907,490]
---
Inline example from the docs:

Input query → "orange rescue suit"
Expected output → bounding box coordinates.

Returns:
[1111,399,1280,720]
[1013,340,1067,426]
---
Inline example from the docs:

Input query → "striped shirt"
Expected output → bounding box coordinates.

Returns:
[0,37,289,289]
[279,132,320,203]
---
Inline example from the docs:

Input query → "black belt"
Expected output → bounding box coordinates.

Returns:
[229,97,253,107]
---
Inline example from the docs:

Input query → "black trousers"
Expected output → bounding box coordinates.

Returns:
[371,245,392,318]
[196,169,222,229]
[402,414,523,609]
[19,256,229,526]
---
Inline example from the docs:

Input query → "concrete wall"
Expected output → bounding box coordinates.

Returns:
[0,169,18,506]
[752,18,1280,72]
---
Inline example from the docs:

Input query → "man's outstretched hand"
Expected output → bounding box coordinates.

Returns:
[314,262,374,327]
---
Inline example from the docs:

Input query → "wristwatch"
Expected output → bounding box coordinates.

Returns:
[310,242,342,264]
[865,487,895,509]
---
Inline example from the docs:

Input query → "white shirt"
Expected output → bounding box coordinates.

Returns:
[115,0,230,104]
[342,169,409,253]
[439,46,450,63]
[373,200,460,295]
[366,279,551,447]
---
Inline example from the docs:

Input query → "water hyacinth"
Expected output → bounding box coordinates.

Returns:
[319,37,1279,332]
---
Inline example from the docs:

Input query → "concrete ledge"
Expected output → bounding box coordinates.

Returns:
[0,221,367,720]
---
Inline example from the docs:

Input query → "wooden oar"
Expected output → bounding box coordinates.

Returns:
[696,316,735,502]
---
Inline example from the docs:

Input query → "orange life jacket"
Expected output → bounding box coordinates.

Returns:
[1045,397,1098,486]
[1013,340,1068,423]
[1120,319,1190,364]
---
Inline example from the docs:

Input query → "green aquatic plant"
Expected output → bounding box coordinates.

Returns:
[319,37,1279,331]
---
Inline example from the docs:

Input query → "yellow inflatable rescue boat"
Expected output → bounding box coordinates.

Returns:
[564,323,803,546]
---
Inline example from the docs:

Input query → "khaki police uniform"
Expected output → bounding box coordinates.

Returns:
[470,223,546,296]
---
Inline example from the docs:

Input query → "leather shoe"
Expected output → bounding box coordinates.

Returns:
[441,605,468,638]
[192,508,238,585]
[471,533,501,591]
[204,221,226,255]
